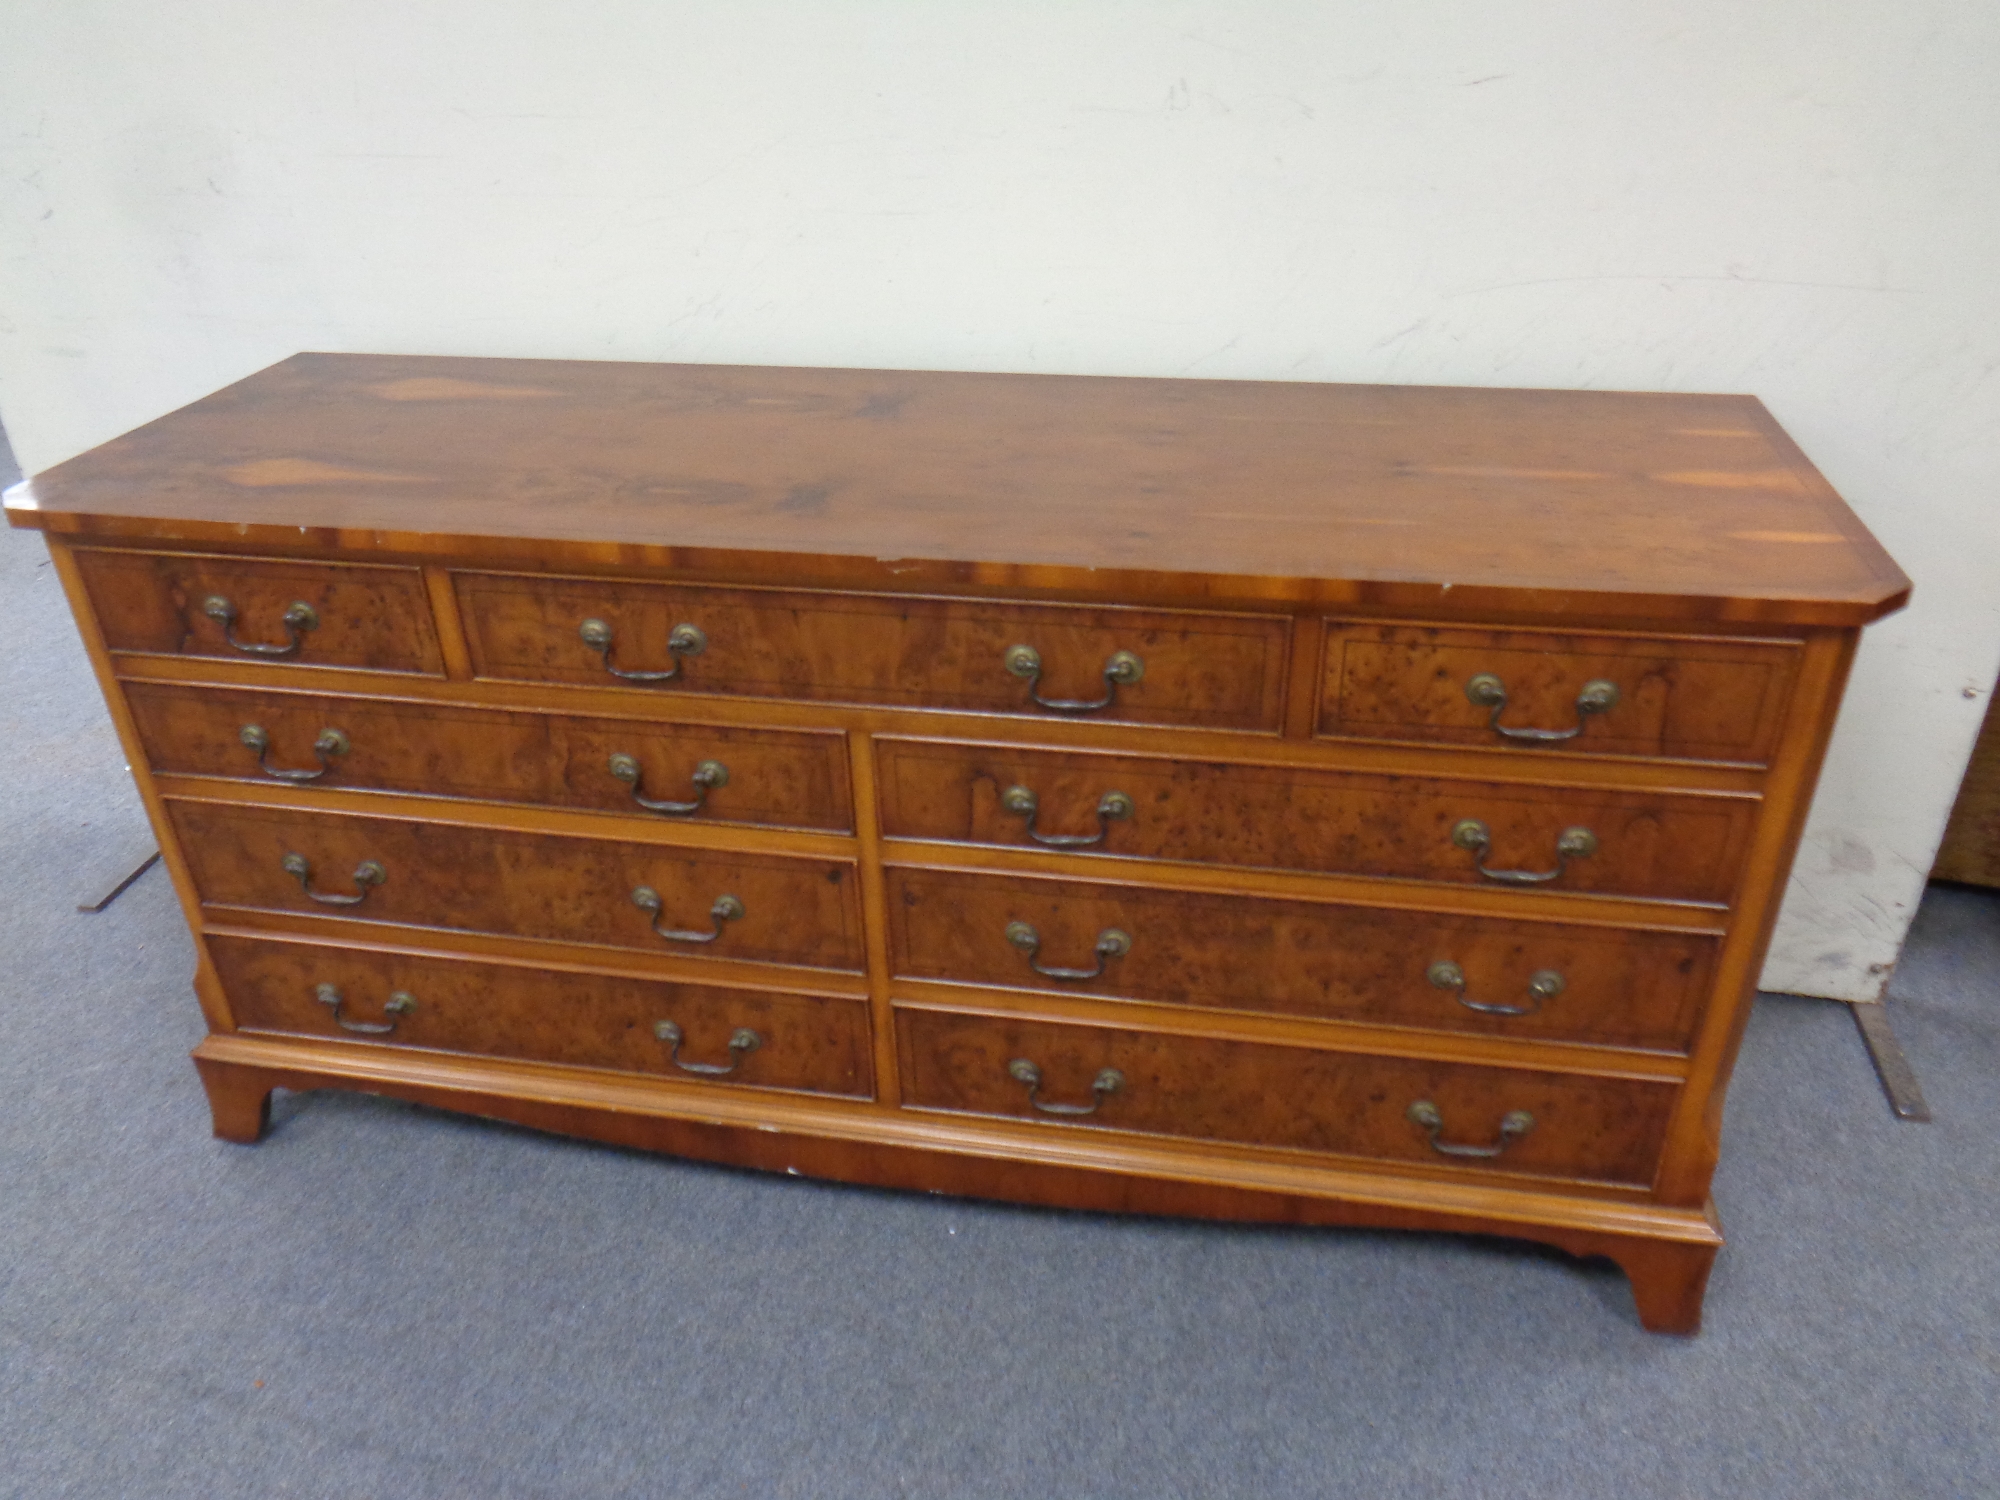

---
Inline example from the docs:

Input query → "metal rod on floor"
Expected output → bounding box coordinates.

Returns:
[1849,1001,1933,1122]
[75,849,161,914]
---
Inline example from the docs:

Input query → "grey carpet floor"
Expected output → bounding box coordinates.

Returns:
[1,508,1995,1497]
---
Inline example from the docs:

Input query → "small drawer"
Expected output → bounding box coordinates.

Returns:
[454,571,1288,731]
[208,934,873,1098]
[167,800,865,972]
[896,1006,1676,1186]
[125,681,853,833]
[886,867,1716,1052]
[875,739,1758,905]
[73,549,444,675]
[1319,620,1800,765]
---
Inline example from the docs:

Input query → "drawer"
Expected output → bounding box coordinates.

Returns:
[125,681,853,832]
[454,572,1288,731]
[896,1006,1676,1186]
[1319,621,1800,765]
[73,549,444,675]
[167,800,865,971]
[886,867,1715,1052]
[875,739,1759,905]
[208,934,872,1098]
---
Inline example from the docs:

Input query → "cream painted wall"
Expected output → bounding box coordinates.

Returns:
[3,1,1996,1000]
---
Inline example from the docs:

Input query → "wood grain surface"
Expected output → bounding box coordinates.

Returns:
[456,571,1289,729]
[123,679,855,832]
[875,737,1759,904]
[1931,681,2000,886]
[73,547,444,674]
[885,865,1715,1051]
[188,1028,1723,1334]
[1319,620,1800,764]
[894,1005,1677,1186]
[10,354,1908,627]
[167,797,866,971]
[12,355,1911,1335]
[210,933,873,1098]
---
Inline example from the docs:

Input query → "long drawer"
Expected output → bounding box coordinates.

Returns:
[125,680,854,833]
[209,934,873,1098]
[886,866,1716,1052]
[167,800,866,971]
[875,738,1759,904]
[73,549,445,675]
[453,571,1290,731]
[1319,620,1800,765]
[895,1005,1676,1187]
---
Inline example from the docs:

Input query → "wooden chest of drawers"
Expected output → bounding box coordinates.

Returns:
[6,354,1908,1333]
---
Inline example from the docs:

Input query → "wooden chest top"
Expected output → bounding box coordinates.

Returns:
[6,353,1907,628]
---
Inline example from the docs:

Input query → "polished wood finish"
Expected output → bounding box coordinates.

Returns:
[1931,677,2000,887]
[894,1004,1677,1186]
[167,798,866,972]
[73,547,445,675]
[456,572,1289,731]
[885,865,1716,1051]
[875,737,1759,904]
[209,933,873,1098]
[1319,621,1800,765]
[185,1030,1722,1332]
[15,354,1907,627]
[124,679,854,831]
[8,354,1908,1334]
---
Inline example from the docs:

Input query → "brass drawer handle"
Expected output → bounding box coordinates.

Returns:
[1005,921,1131,981]
[1000,785,1134,848]
[653,1019,761,1076]
[1426,960,1565,1017]
[608,753,728,815]
[632,887,743,944]
[1464,673,1619,743]
[239,723,349,782]
[281,853,386,906]
[201,595,318,657]
[1007,1058,1124,1116]
[1004,644,1144,713]
[579,617,706,682]
[1407,1100,1535,1159]
[1450,819,1597,885]
[313,981,415,1035]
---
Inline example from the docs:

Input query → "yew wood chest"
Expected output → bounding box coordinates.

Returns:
[5,354,1909,1333]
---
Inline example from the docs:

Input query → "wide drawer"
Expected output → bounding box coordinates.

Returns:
[1319,620,1800,765]
[875,739,1759,905]
[896,1006,1676,1186]
[73,549,444,675]
[125,681,854,832]
[208,934,873,1098]
[886,866,1716,1052]
[454,572,1289,731]
[167,800,865,971]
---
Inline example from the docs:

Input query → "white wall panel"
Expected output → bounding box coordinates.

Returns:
[4,1,1995,998]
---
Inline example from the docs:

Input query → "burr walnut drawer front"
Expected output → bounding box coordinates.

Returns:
[166,800,865,971]
[874,739,1759,905]
[886,866,1717,1052]
[895,1006,1676,1187]
[452,571,1289,730]
[124,681,853,832]
[1319,621,1801,766]
[72,549,445,675]
[208,935,873,1098]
